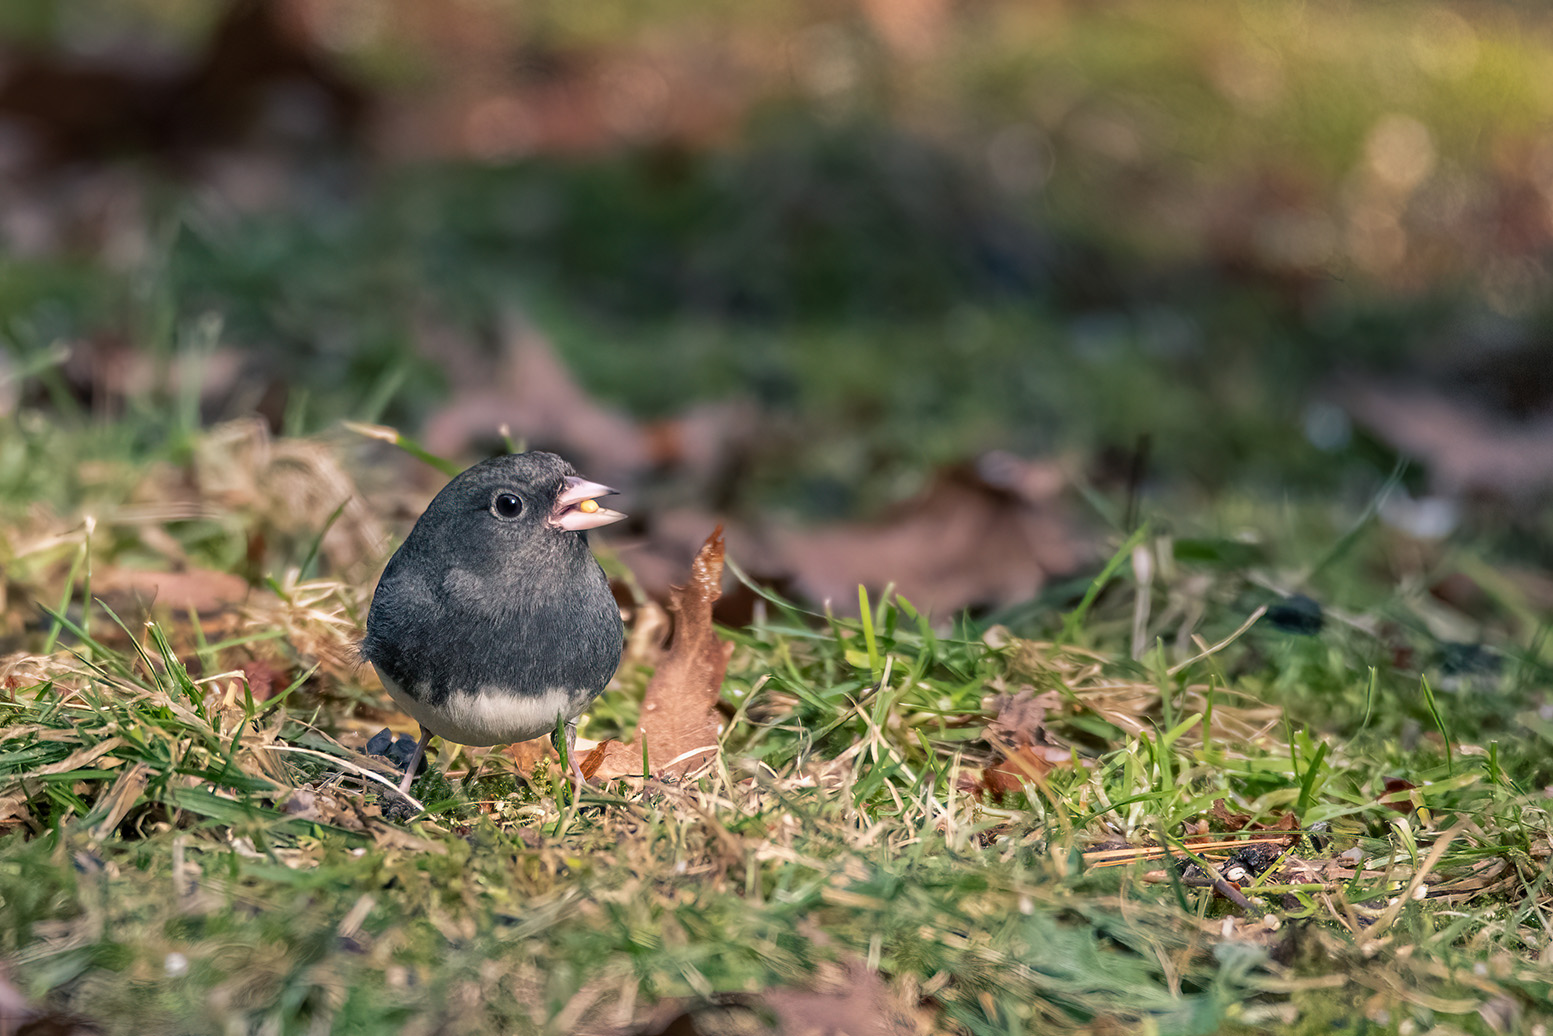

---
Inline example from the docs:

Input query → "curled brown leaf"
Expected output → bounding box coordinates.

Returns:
[591,525,732,780]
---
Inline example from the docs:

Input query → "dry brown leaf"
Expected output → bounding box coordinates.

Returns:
[421,321,649,484]
[594,958,920,1036]
[773,464,1088,617]
[503,737,557,775]
[1203,799,1300,834]
[1208,799,1252,832]
[94,567,250,615]
[237,659,282,701]
[593,525,732,780]
[1378,776,1419,814]
[987,687,1064,748]
[980,744,1058,798]
[757,959,905,1036]
[620,457,1088,623]
[971,687,1071,799]
[1340,382,1553,497]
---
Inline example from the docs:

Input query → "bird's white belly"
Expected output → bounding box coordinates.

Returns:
[380,676,582,746]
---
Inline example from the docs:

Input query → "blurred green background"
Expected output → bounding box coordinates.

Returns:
[1,0,1551,580]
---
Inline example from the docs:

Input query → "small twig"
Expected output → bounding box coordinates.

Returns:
[1084,835,1295,868]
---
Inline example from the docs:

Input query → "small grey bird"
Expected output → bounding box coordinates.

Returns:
[362,451,626,795]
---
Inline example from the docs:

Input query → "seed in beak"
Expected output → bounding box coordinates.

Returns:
[579,499,599,513]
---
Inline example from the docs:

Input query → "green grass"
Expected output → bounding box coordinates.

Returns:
[0,424,1549,1033]
[1,3,1551,1029]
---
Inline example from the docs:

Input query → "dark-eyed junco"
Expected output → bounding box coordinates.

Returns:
[362,451,626,795]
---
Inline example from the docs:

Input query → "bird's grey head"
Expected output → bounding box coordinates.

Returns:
[406,451,625,575]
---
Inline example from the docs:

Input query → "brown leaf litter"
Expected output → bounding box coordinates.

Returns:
[93,567,251,617]
[621,459,1090,622]
[586,526,732,781]
[420,318,652,486]
[969,687,1075,799]
[769,461,1087,616]
[417,320,766,505]
[409,324,1091,621]
[1339,381,1553,498]
[997,638,1285,754]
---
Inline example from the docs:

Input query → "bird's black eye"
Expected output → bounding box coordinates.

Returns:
[492,492,523,519]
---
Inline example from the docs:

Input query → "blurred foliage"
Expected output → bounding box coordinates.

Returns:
[0,0,1550,515]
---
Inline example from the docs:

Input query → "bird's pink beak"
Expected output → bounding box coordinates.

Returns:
[550,476,626,531]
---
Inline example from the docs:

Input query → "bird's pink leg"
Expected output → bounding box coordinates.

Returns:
[397,726,432,796]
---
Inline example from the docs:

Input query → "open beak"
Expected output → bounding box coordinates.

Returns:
[550,475,626,531]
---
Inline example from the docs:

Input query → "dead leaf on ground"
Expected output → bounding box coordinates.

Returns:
[964,688,1073,800]
[406,323,1091,624]
[586,525,731,780]
[773,463,1088,617]
[504,737,557,775]
[619,456,1088,623]
[1340,382,1553,498]
[94,567,251,616]
[1378,777,1418,814]
[422,320,650,485]
[978,744,1061,798]
[757,959,910,1036]
[1204,799,1299,835]
[987,687,1064,747]
[1207,799,1253,832]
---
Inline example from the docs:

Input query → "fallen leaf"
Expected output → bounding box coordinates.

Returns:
[1340,382,1553,497]
[591,525,732,779]
[238,659,282,701]
[1191,800,1304,842]
[757,959,902,1036]
[94,567,250,615]
[620,457,1088,623]
[504,737,556,775]
[980,744,1056,798]
[987,687,1064,747]
[971,687,1072,799]
[773,463,1089,617]
[421,320,650,485]
[579,738,635,782]
[640,397,765,495]
[599,958,913,1036]
[1208,799,1252,832]
[1378,776,1418,814]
